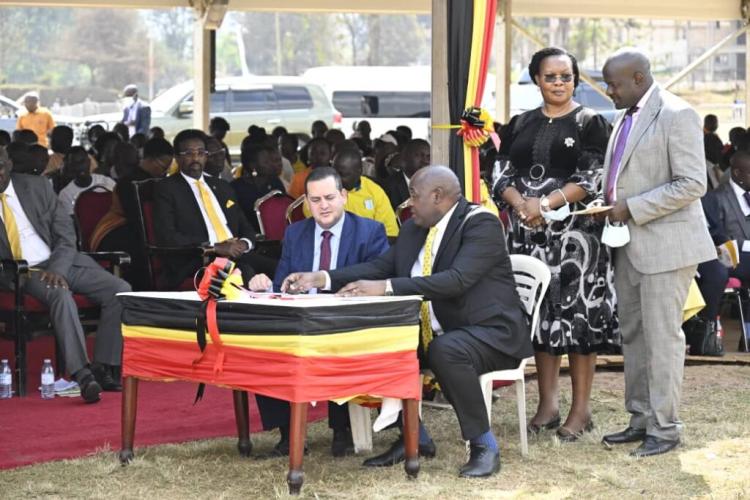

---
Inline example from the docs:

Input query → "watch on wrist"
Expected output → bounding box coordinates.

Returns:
[384,279,394,296]
[540,195,551,212]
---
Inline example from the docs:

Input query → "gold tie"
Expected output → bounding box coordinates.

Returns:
[197,180,230,242]
[420,226,438,350]
[0,194,22,259]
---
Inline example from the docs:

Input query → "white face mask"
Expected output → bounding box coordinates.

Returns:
[601,218,630,248]
[542,203,571,222]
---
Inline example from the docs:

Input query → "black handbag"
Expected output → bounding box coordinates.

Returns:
[683,316,724,356]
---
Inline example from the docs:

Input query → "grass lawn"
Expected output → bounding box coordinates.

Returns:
[1,364,749,499]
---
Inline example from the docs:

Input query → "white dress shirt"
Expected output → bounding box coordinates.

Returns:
[310,213,346,294]
[0,181,51,266]
[180,171,233,245]
[408,201,459,335]
[730,178,750,216]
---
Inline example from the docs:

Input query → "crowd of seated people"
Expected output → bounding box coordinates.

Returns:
[693,115,750,351]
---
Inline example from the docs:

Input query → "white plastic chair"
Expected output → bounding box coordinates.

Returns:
[478,254,551,457]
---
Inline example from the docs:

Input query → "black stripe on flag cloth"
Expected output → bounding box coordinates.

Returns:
[119,295,421,336]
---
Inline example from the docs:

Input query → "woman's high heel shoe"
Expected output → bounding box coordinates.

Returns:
[528,415,561,434]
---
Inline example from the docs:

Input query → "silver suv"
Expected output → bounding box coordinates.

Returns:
[84,76,337,154]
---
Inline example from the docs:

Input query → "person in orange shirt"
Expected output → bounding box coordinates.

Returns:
[16,92,55,148]
[287,137,331,199]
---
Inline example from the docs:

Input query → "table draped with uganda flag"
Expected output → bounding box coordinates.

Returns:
[117,291,423,495]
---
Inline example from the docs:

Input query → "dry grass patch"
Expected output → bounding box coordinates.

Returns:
[1,365,749,499]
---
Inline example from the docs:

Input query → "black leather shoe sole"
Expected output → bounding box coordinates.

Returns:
[459,451,501,478]
[80,380,102,404]
[362,441,436,467]
[602,427,647,446]
[630,437,680,458]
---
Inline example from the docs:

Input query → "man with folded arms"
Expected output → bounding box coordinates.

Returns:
[282,166,531,478]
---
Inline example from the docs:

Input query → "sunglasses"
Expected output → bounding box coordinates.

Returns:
[542,74,574,83]
[177,149,208,158]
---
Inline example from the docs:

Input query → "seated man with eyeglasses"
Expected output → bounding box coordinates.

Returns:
[153,129,259,289]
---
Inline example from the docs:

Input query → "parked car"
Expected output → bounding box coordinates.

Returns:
[511,69,616,123]
[82,77,337,155]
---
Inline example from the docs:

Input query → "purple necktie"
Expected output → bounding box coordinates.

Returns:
[606,107,638,204]
[319,230,332,271]
[743,192,750,213]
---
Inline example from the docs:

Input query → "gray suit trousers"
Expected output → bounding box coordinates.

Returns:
[23,263,131,375]
[614,249,695,441]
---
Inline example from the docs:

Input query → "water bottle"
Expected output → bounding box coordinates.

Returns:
[0,359,11,399]
[41,359,55,399]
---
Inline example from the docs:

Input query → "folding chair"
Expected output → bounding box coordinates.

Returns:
[724,277,749,352]
[477,254,551,457]
[285,195,306,225]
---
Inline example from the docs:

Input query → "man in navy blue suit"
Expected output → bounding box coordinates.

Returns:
[248,166,390,457]
[120,84,151,137]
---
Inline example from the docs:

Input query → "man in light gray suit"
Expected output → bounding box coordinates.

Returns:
[0,148,131,403]
[599,49,715,457]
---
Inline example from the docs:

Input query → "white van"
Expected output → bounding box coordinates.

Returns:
[303,65,497,141]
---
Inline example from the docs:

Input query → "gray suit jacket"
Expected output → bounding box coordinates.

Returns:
[702,181,750,247]
[0,173,99,278]
[602,85,715,274]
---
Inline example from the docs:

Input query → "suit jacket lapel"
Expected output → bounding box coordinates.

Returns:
[616,87,662,177]
[336,213,355,268]
[723,183,750,239]
[302,218,315,272]
[13,177,50,247]
[434,198,469,269]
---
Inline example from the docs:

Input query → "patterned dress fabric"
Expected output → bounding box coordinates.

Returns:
[493,106,621,355]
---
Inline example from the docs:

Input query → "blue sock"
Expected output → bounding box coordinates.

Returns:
[471,431,498,452]
[418,421,432,445]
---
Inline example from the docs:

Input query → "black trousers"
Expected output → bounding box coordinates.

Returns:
[426,327,520,441]
[255,394,351,432]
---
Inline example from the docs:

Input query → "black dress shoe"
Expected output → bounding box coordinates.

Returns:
[630,435,680,458]
[528,414,561,434]
[75,371,102,404]
[362,438,436,467]
[556,420,594,443]
[92,364,122,392]
[331,428,354,457]
[602,426,647,446]
[459,444,501,478]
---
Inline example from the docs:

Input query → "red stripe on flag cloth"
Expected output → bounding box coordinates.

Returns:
[123,337,422,403]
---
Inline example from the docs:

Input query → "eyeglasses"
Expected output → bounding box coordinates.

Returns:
[542,74,574,83]
[177,149,208,158]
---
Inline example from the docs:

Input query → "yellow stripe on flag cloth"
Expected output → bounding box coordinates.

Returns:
[122,324,418,358]
[462,0,489,202]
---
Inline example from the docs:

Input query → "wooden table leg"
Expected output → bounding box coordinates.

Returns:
[402,398,420,479]
[232,390,252,457]
[119,376,139,464]
[287,402,308,495]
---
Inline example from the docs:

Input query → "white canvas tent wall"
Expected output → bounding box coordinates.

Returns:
[4,0,749,164]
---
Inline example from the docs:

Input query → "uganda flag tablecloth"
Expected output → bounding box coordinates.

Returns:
[119,292,422,403]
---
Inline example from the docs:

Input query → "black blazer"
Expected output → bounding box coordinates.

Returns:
[702,180,750,246]
[329,198,532,360]
[382,172,410,210]
[153,173,256,288]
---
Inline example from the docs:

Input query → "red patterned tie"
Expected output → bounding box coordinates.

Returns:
[319,230,332,271]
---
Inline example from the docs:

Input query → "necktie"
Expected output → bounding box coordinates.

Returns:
[196,180,230,242]
[606,106,639,204]
[319,230,333,271]
[420,226,439,350]
[744,192,750,214]
[0,194,22,259]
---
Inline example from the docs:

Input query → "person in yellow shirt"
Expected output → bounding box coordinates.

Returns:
[16,92,55,148]
[332,149,399,238]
